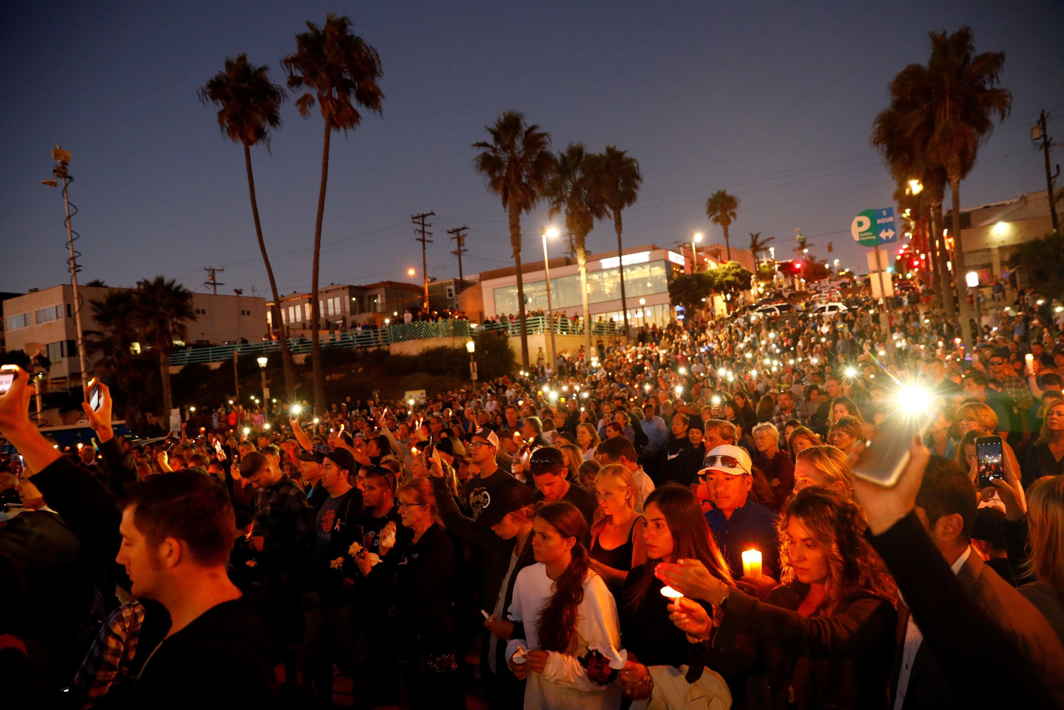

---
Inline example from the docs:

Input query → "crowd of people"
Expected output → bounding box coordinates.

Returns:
[2,288,1064,709]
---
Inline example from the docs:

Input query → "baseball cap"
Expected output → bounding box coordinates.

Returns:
[529,447,565,475]
[702,444,752,476]
[323,447,357,473]
[296,449,325,463]
[477,481,537,528]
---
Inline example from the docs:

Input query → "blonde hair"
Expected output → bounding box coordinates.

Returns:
[1036,400,1064,445]
[576,423,601,451]
[795,445,854,498]
[594,463,638,511]
[397,478,438,520]
[956,401,998,433]
[1026,475,1064,596]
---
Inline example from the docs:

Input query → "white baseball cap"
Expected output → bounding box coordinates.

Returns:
[702,444,752,476]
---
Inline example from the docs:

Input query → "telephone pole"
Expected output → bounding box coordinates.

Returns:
[447,226,469,284]
[411,211,435,312]
[203,266,225,295]
[1033,110,1060,234]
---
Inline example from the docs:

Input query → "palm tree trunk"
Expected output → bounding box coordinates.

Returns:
[724,224,732,261]
[159,348,173,421]
[614,210,630,337]
[950,179,974,345]
[931,202,956,321]
[310,122,332,412]
[921,214,941,308]
[509,205,529,368]
[244,145,294,401]
[575,235,591,355]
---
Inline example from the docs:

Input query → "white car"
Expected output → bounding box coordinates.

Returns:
[753,303,794,318]
[810,302,849,317]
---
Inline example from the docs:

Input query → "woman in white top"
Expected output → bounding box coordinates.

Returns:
[507,501,625,710]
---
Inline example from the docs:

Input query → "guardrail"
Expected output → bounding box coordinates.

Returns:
[168,315,621,366]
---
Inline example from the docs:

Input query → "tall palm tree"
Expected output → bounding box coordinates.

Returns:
[705,190,739,261]
[283,14,384,410]
[135,277,195,418]
[473,111,554,368]
[199,54,295,401]
[748,232,775,263]
[546,144,603,352]
[593,146,642,336]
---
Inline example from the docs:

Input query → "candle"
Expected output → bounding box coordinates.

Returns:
[660,585,684,600]
[1026,353,1035,374]
[741,548,763,578]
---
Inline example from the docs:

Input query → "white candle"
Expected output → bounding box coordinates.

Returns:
[741,549,763,579]
[660,585,684,600]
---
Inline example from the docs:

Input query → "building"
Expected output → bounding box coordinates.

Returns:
[2,284,266,384]
[269,280,423,335]
[428,277,477,313]
[477,245,688,327]
[0,292,23,352]
[954,190,1059,281]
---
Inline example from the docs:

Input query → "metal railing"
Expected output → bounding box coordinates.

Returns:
[168,315,621,366]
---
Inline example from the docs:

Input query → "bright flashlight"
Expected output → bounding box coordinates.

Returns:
[843,366,858,379]
[674,385,684,397]
[289,403,303,417]
[893,383,934,417]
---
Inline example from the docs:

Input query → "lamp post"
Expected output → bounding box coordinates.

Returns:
[966,270,981,338]
[541,226,560,371]
[41,146,88,396]
[692,232,704,273]
[466,338,478,382]
[256,356,269,415]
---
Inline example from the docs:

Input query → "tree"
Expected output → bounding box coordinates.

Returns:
[593,146,642,335]
[199,53,296,402]
[134,277,195,418]
[705,190,739,261]
[667,272,715,314]
[748,232,775,263]
[85,279,107,287]
[545,143,603,353]
[711,261,753,312]
[755,262,776,283]
[1009,232,1064,298]
[472,111,554,368]
[283,14,384,411]
[802,259,833,283]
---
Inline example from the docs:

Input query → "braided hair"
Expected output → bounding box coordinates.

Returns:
[535,502,591,653]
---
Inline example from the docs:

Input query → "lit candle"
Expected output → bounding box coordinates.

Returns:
[660,585,684,605]
[1026,353,1035,374]
[741,549,763,578]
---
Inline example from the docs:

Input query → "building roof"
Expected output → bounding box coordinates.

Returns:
[963,190,1058,228]
[477,243,676,281]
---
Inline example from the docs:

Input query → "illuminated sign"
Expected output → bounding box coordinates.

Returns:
[667,251,685,267]
[599,251,651,269]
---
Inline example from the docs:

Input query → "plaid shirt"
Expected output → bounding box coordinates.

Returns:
[252,476,314,577]
[72,601,147,705]
[772,408,801,434]
[997,374,1034,412]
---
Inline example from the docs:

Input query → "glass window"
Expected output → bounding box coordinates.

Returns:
[304,303,311,321]
[493,260,668,314]
[6,313,31,331]
[36,305,62,324]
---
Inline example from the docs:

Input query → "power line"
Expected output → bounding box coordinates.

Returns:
[447,226,469,283]
[203,266,225,294]
[411,211,435,311]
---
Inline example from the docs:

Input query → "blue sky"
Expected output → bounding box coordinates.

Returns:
[2,0,1061,296]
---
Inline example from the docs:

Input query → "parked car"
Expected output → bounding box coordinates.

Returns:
[810,302,849,317]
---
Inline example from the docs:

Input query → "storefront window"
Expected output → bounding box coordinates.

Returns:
[493,260,668,314]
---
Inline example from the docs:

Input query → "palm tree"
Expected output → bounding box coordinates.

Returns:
[875,27,1011,344]
[472,111,554,368]
[199,53,295,401]
[283,14,384,410]
[593,146,642,335]
[748,232,775,263]
[134,277,195,418]
[87,290,141,377]
[546,144,603,352]
[705,190,739,261]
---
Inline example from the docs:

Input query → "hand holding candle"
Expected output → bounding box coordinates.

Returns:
[660,584,684,608]
[741,548,763,579]
[1025,353,1035,375]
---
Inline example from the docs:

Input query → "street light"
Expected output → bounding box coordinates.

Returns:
[692,231,704,272]
[907,179,924,196]
[256,356,269,415]
[542,226,560,371]
[465,338,478,382]
[406,267,416,278]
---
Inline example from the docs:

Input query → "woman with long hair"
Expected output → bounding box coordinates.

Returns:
[827,415,864,454]
[617,485,733,707]
[577,423,601,462]
[506,501,624,709]
[1022,401,1064,488]
[659,486,898,710]
[787,425,821,460]
[793,445,854,499]
[828,396,863,427]
[588,465,648,590]
[1022,475,1064,644]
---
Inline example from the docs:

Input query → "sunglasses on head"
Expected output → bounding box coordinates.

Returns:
[704,454,742,470]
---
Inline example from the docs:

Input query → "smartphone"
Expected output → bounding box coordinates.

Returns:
[976,436,1005,489]
[0,365,19,395]
[851,404,936,487]
[87,380,104,412]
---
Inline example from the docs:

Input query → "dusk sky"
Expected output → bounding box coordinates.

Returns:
[3,0,1061,297]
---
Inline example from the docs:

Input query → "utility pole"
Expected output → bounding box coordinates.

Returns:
[203,266,225,295]
[411,211,435,312]
[1033,110,1060,234]
[447,226,469,284]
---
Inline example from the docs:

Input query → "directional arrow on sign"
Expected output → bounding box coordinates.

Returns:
[879,229,895,240]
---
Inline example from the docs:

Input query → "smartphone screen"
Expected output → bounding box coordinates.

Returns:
[0,372,14,396]
[89,383,103,412]
[852,405,936,487]
[976,436,1005,488]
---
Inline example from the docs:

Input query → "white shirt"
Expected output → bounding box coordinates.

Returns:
[506,564,624,710]
[893,546,972,710]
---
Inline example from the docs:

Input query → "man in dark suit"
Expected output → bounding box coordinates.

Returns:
[891,458,1064,710]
